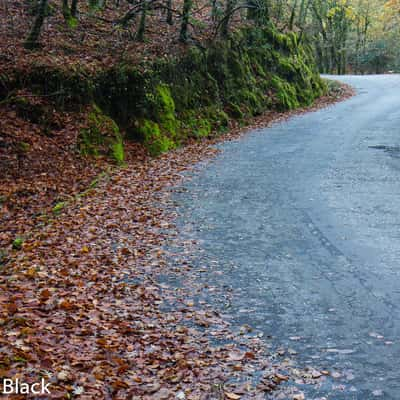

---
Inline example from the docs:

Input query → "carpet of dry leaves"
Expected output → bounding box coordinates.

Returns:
[0,81,353,399]
[0,0,223,76]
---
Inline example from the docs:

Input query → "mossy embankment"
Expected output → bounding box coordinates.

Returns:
[1,26,326,158]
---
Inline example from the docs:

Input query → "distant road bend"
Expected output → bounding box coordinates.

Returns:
[173,75,400,399]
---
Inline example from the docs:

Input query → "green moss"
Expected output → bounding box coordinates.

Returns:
[135,119,175,156]
[194,118,212,138]
[7,25,325,159]
[111,140,124,165]
[52,201,66,214]
[236,89,265,116]
[206,107,229,132]
[277,57,299,81]
[79,104,124,163]
[181,110,212,138]
[271,76,299,110]
[265,28,296,53]
[252,59,267,78]
[130,84,180,154]
[18,142,30,153]
[315,77,328,96]
[295,82,315,106]
[180,106,229,139]
[17,65,94,108]
[67,17,78,29]
[89,0,102,11]
[125,84,179,154]
[227,103,244,119]
[155,85,175,115]
[152,84,179,139]
[12,238,24,250]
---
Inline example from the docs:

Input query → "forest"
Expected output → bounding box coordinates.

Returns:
[0,0,399,398]
[7,0,400,74]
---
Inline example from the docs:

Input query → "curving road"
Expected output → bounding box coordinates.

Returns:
[173,75,400,399]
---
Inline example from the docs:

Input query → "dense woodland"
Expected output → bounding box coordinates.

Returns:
[285,0,400,73]
[3,0,399,74]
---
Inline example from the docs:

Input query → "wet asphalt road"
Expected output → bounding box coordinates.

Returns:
[172,75,400,399]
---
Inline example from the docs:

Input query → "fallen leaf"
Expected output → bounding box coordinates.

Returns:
[225,392,241,400]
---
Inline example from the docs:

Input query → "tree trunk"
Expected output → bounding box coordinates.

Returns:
[275,0,283,22]
[221,0,234,37]
[246,0,256,21]
[166,0,173,24]
[289,0,298,30]
[62,0,71,20]
[24,0,48,49]
[179,0,192,42]
[71,0,79,17]
[211,0,218,21]
[137,1,147,41]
